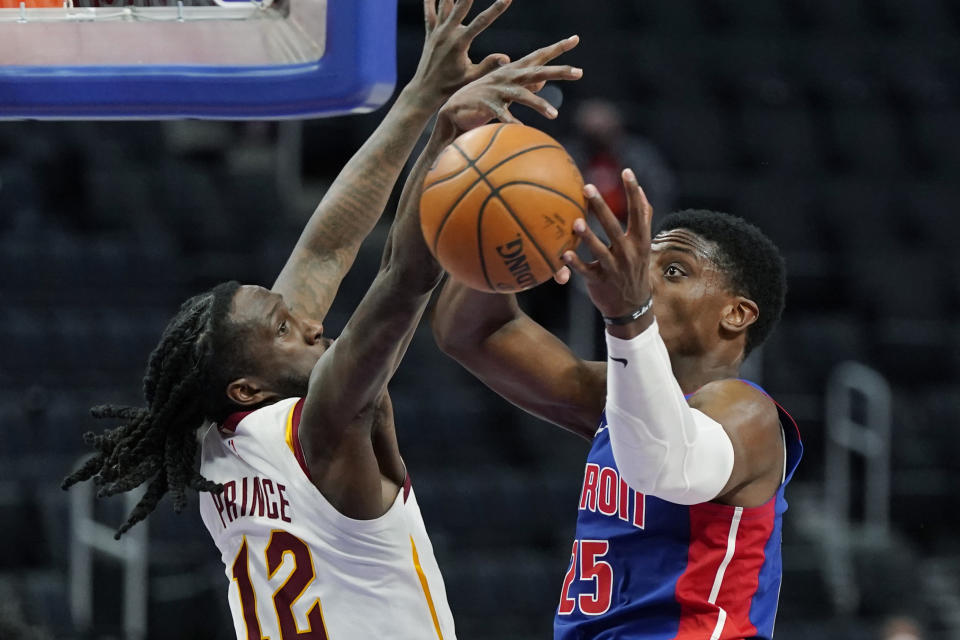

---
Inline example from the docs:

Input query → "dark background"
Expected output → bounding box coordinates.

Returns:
[1,1,958,638]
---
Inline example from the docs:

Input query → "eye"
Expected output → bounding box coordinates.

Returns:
[277,320,289,336]
[664,264,685,278]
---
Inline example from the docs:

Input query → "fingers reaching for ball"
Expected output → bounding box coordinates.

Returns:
[623,169,654,245]
[438,33,581,133]
[561,170,655,319]
[518,34,581,66]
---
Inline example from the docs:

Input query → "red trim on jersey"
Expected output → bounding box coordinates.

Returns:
[771,397,801,441]
[289,398,312,480]
[734,379,802,442]
[673,499,775,639]
[220,410,253,433]
[403,472,412,503]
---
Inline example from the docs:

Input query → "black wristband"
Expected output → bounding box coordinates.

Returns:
[602,296,654,326]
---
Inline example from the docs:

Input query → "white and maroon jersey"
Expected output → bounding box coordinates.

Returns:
[199,397,456,640]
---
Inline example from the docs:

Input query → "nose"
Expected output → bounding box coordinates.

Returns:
[303,320,324,345]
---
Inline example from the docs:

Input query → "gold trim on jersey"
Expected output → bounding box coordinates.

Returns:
[410,536,444,640]
[284,402,297,457]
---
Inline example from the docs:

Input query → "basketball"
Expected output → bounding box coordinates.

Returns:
[420,123,586,293]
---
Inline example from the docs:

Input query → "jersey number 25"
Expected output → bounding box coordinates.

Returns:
[558,539,613,616]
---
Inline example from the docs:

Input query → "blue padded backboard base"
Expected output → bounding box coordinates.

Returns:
[0,0,397,119]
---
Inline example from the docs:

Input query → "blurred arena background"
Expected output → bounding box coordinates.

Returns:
[1,0,959,638]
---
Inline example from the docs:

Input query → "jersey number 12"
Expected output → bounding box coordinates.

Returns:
[232,529,329,639]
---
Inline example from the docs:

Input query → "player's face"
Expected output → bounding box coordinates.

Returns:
[230,285,332,397]
[648,229,736,358]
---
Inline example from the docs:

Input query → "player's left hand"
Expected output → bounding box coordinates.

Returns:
[561,169,654,319]
[437,34,582,134]
[412,0,514,105]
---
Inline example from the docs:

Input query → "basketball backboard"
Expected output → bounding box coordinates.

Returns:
[0,0,397,119]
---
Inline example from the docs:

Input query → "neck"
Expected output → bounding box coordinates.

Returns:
[669,351,742,395]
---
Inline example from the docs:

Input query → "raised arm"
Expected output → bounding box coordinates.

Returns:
[299,36,583,516]
[271,0,514,322]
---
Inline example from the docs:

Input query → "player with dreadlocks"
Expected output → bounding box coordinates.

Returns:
[63,0,583,636]
[62,0,518,531]
[62,280,245,535]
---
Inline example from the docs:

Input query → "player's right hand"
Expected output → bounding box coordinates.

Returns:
[562,169,655,325]
[411,0,514,105]
[436,34,583,134]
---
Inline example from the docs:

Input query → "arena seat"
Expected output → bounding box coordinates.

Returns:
[738,106,821,172]
[626,1,703,34]
[733,178,826,252]
[699,1,789,34]
[879,47,957,107]
[816,178,901,251]
[912,109,960,171]
[825,107,903,174]
[412,468,576,549]
[646,106,733,171]
[900,180,960,250]
[781,0,868,31]
[438,549,565,638]
[868,0,954,34]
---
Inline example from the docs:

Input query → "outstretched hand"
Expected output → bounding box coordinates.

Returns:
[412,0,515,104]
[437,34,582,134]
[561,169,655,327]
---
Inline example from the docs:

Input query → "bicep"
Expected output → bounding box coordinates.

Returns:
[451,315,605,440]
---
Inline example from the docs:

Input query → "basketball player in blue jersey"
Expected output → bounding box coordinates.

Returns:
[61,1,584,636]
[433,172,801,639]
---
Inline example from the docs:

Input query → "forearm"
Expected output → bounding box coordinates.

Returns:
[295,83,443,262]
[382,118,457,291]
[304,122,458,425]
[271,83,445,320]
[433,277,523,354]
[311,271,433,422]
[605,320,734,505]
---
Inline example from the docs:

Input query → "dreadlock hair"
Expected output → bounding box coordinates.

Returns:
[62,280,256,538]
[656,210,787,358]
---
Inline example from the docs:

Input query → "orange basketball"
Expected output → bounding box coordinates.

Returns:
[420,123,585,293]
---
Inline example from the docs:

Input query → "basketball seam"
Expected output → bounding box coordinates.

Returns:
[469,182,565,291]
[452,146,571,278]
[489,185,562,276]
[431,140,563,254]
[476,194,497,292]
[422,123,504,193]
[494,180,587,215]
[493,180,587,275]
[430,123,508,253]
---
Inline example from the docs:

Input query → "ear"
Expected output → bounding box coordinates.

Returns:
[719,296,759,336]
[226,377,279,408]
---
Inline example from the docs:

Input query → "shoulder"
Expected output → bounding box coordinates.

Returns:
[223,397,303,438]
[688,379,779,442]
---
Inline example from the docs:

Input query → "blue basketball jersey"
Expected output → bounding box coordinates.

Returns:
[554,380,802,640]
